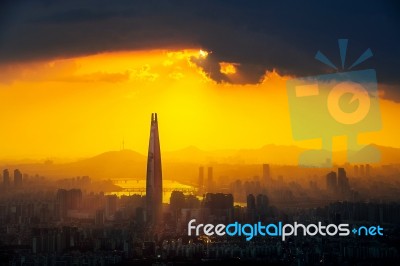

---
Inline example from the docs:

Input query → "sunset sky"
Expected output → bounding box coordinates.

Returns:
[0,1,399,159]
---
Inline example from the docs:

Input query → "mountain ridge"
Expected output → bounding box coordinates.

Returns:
[1,144,398,180]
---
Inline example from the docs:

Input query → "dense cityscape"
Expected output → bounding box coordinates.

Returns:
[0,114,399,265]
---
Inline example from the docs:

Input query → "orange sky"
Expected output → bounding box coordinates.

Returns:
[0,49,399,160]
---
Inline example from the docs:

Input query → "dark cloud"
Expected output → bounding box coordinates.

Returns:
[191,54,267,84]
[29,8,117,24]
[0,0,399,100]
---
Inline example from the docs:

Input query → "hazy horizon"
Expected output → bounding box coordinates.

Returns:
[1,142,399,165]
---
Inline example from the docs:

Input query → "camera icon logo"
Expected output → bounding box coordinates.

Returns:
[327,80,371,125]
[287,39,381,167]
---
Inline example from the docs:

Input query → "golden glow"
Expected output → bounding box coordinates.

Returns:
[219,62,237,74]
[0,49,399,160]
[198,49,209,58]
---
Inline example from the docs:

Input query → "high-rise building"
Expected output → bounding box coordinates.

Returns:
[56,189,68,220]
[337,168,349,194]
[67,189,82,210]
[3,169,10,187]
[263,164,270,181]
[203,193,234,222]
[246,194,256,222]
[360,164,365,177]
[247,194,256,210]
[145,113,163,225]
[56,188,82,220]
[95,210,105,226]
[256,194,269,212]
[170,191,185,214]
[326,171,337,193]
[198,166,204,193]
[256,194,269,221]
[105,195,117,219]
[366,164,371,177]
[14,169,23,187]
[354,165,359,177]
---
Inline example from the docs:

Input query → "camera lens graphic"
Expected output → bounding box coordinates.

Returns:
[327,81,371,125]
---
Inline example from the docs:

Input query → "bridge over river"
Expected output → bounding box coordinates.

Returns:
[109,179,198,195]
[121,187,197,195]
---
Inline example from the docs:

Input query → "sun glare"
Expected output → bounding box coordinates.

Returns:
[199,49,209,58]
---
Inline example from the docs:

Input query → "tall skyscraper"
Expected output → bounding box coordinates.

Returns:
[354,165,359,177]
[262,164,270,180]
[67,189,82,210]
[56,189,82,220]
[3,169,10,187]
[145,113,163,225]
[360,164,365,177]
[198,166,204,193]
[246,194,256,222]
[337,167,349,194]
[105,195,117,219]
[366,164,371,177]
[56,189,68,220]
[262,164,271,188]
[326,171,337,193]
[256,194,269,212]
[14,169,22,187]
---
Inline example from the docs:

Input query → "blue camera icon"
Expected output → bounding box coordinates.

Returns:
[286,39,382,167]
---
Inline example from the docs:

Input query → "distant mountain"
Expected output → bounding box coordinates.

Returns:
[164,144,400,165]
[163,144,311,164]
[163,146,237,163]
[368,144,400,164]
[234,144,306,165]
[59,149,147,179]
[77,149,146,166]
[1,150,147,180]
[1,144,399,181]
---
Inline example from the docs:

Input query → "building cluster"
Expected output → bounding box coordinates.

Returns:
[326,167,350,196]
[0,115,399,265]
[0,187,399,265]
[197,166,215,194]
[2,168,23,188]
[353,164,372,177]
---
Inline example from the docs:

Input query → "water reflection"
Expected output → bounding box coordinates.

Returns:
[105,179,195,203]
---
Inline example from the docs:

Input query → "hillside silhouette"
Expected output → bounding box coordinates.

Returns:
[1,144,399,182]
